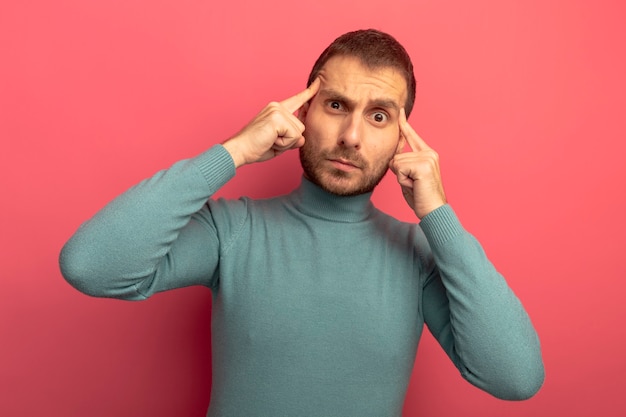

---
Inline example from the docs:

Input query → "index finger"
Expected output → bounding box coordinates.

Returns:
[280,77,321,114]
[399,108,431,152]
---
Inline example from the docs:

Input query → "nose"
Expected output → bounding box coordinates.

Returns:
[338,114,362,149]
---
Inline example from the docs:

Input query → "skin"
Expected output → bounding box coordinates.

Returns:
[223,55,447,219]
[297,56,407,197]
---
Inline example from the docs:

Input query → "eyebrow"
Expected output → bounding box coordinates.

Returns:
[320,88,400,113]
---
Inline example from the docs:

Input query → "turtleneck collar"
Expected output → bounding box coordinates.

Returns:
[289,177,375,223]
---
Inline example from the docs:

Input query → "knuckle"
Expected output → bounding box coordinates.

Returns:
[425,149,439,160]
[265,102,284,116]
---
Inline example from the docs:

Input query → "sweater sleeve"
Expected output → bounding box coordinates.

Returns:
[418,205,545,400]
[59,145,237,300]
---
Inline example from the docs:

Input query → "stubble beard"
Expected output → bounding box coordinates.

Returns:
[299,144,391,197]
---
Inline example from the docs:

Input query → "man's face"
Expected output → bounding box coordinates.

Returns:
[298,55,407,196]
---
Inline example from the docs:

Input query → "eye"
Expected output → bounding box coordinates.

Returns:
[328,101,343,110]
[371,112,388,123]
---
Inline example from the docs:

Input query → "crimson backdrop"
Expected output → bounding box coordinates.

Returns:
[2,1,625,416]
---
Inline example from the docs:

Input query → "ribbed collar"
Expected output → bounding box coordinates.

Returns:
[288,177,375,223]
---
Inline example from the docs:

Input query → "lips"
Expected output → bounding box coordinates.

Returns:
[328,158,361,172]
[329,158,359,168]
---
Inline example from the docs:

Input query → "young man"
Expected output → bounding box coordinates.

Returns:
[60,29,544,417]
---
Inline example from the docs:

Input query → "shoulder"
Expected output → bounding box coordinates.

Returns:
[201,193,291,228]
[370,208,432,253]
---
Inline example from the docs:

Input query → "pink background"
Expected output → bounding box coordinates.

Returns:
[2,0,625,415]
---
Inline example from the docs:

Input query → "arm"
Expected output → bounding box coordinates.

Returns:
[419,206,544,400]
[60,80,321,299]
[59,146,236,299]
[390,110,544,399]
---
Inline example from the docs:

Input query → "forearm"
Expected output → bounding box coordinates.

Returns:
[59,145,235,299]
[420,205,544,400]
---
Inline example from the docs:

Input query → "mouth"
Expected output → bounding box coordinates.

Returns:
[328,158,361,172]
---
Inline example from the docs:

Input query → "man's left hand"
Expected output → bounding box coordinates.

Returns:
[389,109,447,219]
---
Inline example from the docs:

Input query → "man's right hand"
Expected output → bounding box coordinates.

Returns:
[222,78,320,168]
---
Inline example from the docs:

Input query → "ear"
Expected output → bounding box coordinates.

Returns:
[297,102,310,123]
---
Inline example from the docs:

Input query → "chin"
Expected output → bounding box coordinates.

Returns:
[299,147,388,197]
[307,169,384,197]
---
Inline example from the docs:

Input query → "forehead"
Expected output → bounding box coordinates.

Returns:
[316,55,407,108]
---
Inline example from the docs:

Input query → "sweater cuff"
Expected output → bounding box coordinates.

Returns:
[191,144,237,194]
[419,204,466,248]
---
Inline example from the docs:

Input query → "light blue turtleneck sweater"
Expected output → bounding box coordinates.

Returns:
[60,145,544,417]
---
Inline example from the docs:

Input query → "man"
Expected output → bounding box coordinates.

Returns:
[60,29,544,416]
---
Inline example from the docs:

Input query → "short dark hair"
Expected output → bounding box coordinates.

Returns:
[307,29,416,116]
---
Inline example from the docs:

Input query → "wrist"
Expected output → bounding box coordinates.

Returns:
[222,139,246,168]
[415,199,447,220]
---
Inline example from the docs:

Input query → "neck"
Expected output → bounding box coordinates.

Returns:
[290,177,374,223]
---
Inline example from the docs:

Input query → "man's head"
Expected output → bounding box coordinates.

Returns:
[306,29,416,117]
[298,29,416,196]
